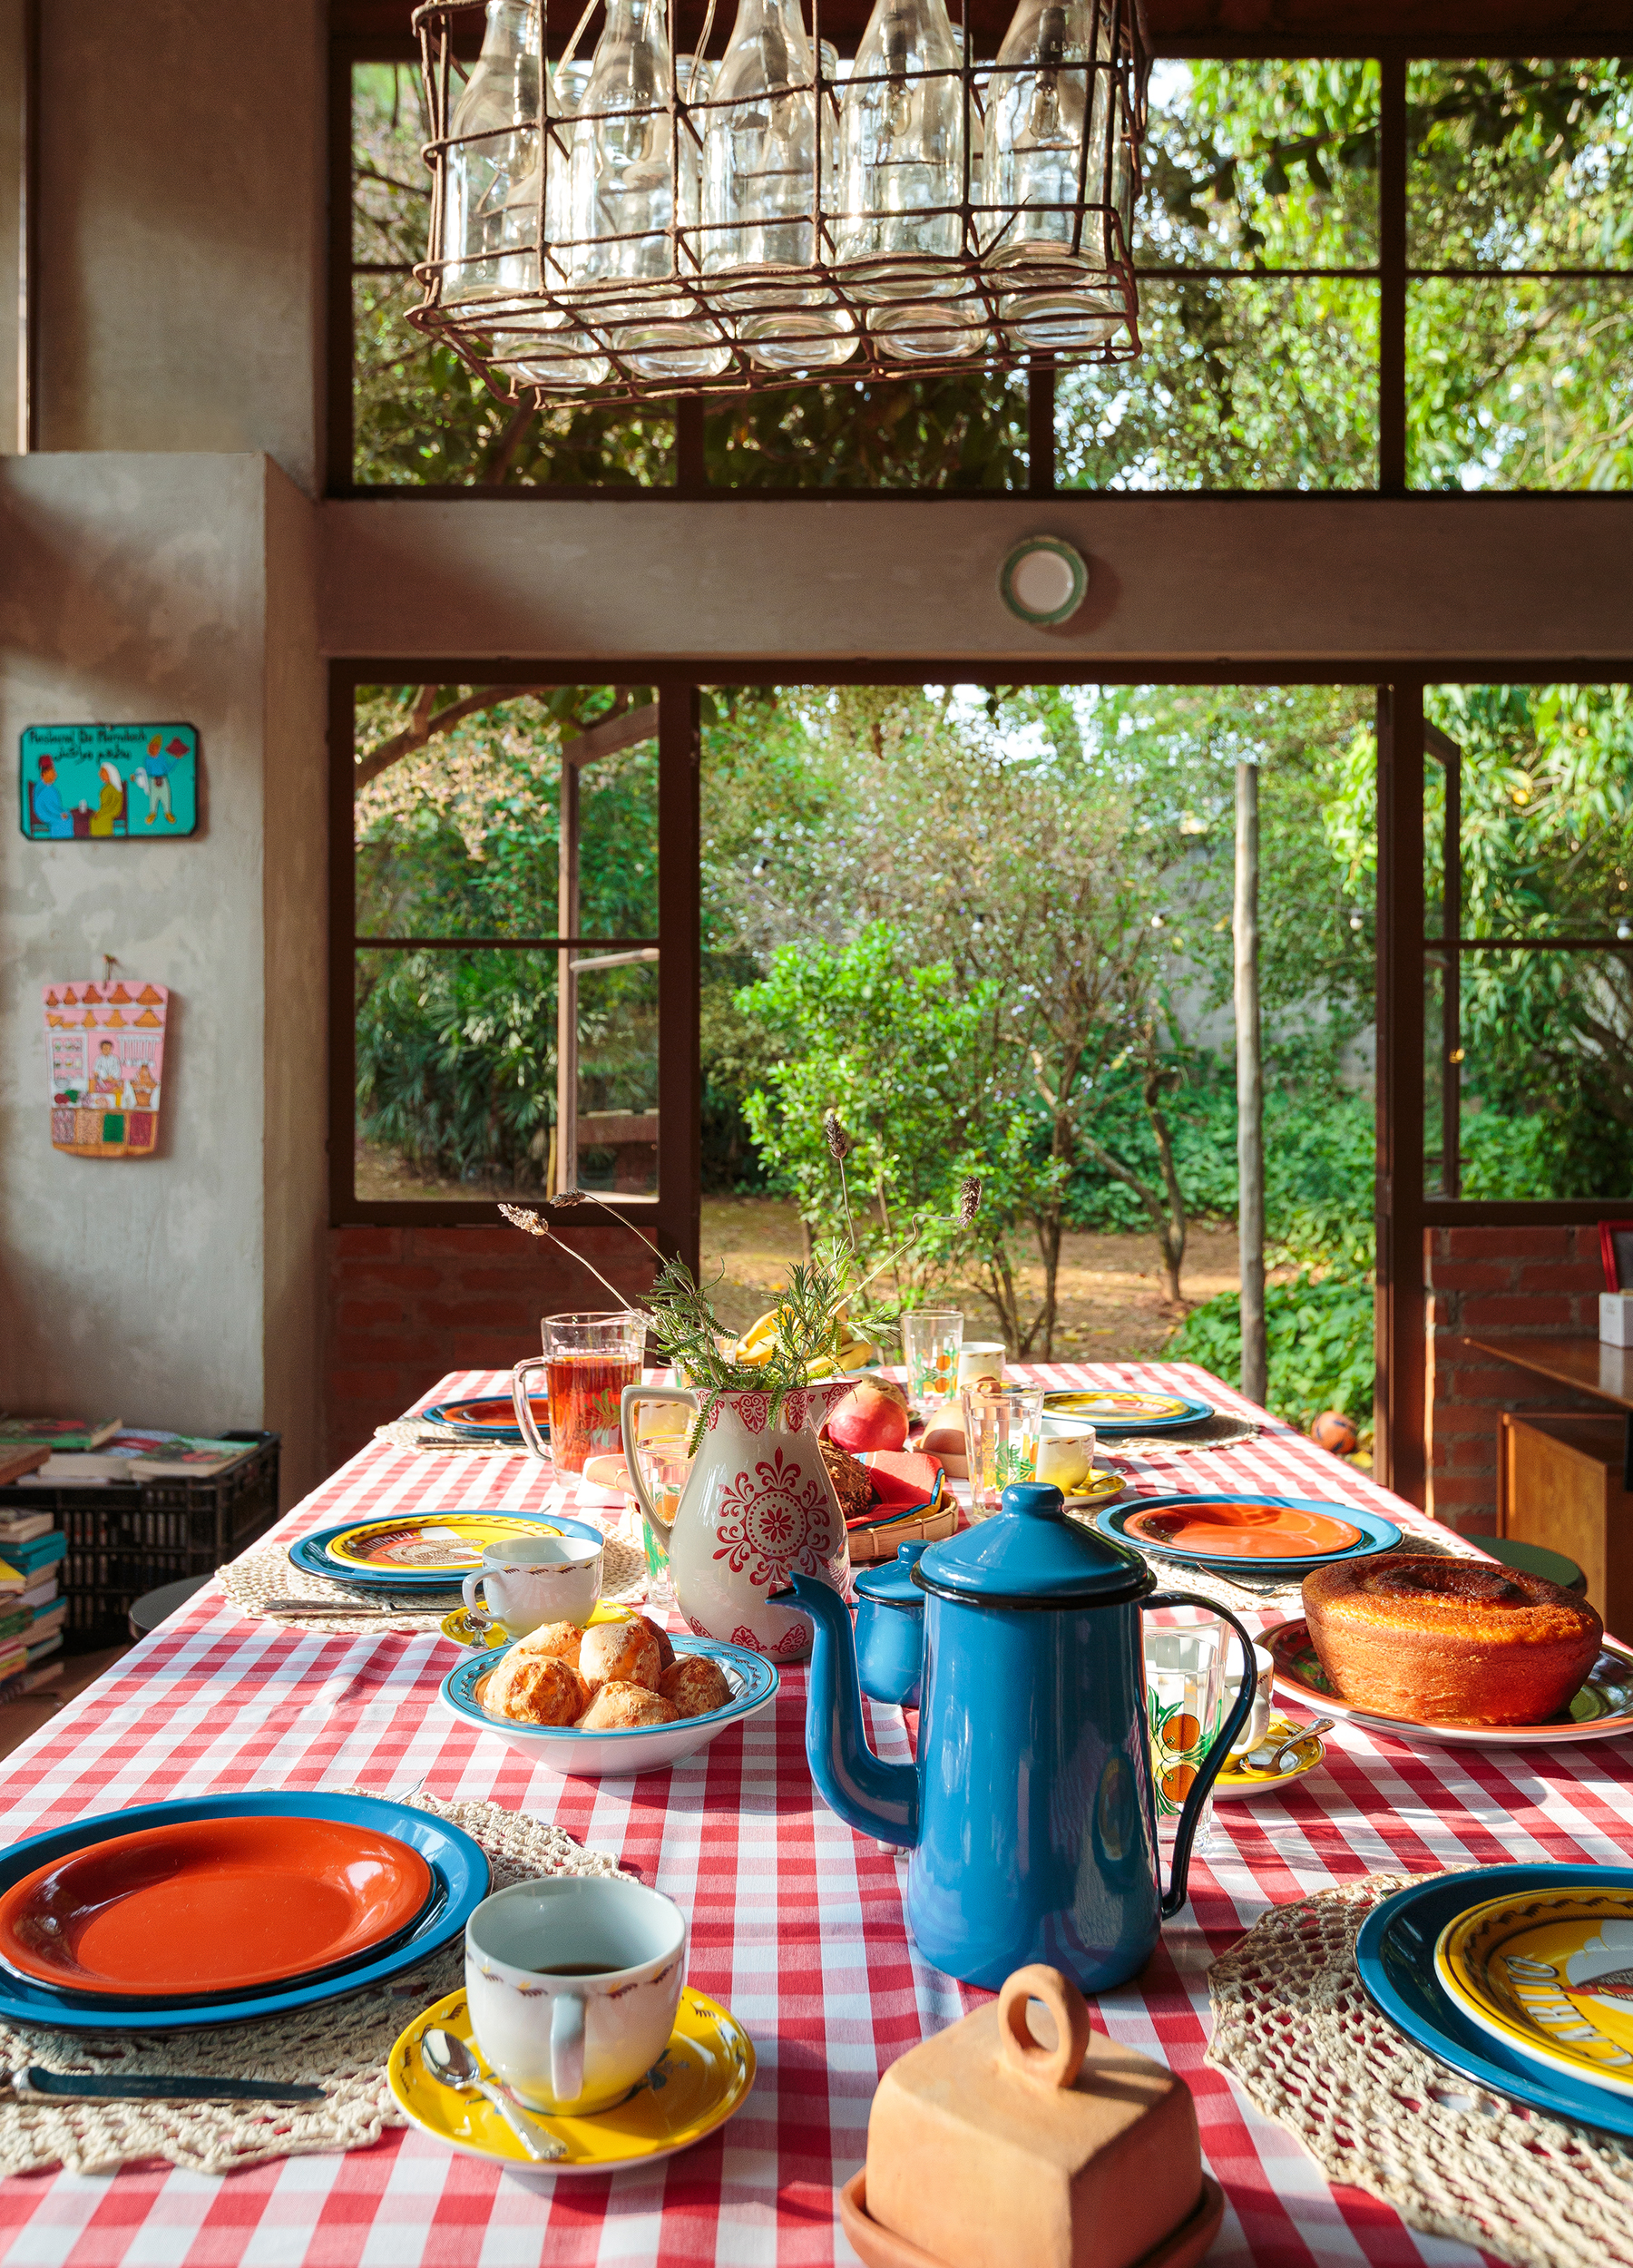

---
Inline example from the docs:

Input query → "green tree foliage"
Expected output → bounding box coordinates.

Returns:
[1169,1276,1376,1430]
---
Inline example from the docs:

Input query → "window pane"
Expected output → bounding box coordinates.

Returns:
[355,688,660,943]
[1458,948,1633,1198]
[570,953,660,1197]
[703,376,1026,490]
[1408,277,1633,490]
[1058,277,1378,488]
[1425,684,1633,939]
[1424,950,1452,1198]
[1408,60,1633,270]
[1139,59,1379,269]
[349,64,675,488]
[355,948,557,1198]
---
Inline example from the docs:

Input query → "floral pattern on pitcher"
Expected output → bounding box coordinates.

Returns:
[712,1447,836,1589]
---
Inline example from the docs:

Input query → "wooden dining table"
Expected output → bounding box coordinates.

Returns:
[1,1360,1629,2267]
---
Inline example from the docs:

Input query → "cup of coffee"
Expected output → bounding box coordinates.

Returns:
[465,1876,686,2114]
[460,1533,602,1638]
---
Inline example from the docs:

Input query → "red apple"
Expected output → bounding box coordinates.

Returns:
[827,1376,910,1456]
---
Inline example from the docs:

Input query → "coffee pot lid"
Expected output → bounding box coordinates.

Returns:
[915,1483,1152,1608]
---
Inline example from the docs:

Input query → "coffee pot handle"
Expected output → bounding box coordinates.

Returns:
[1144,1593,1259,1920]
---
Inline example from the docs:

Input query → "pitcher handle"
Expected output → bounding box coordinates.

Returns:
[1144,1593,1258,1921]
[619,1383,697,1536]
[511,1356,551,1461]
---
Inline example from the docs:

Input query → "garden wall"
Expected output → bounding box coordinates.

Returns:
[1425,1224,1605,1534]
[326,1225,658,1472]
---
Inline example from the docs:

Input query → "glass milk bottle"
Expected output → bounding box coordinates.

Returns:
[568,0,729,380]
[443,0,542,302]
[985,0,1131,348]
[835,0,964,303]
[505,59,611,388]
[703,0,855,371]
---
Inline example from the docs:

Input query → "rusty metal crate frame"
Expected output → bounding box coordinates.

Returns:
[407,0,1148,405]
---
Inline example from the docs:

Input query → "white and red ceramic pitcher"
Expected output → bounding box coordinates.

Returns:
[620,1381,854,1660]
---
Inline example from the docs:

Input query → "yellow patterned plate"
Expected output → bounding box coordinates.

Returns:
[439,1598,634,1650]
[1213,1715,1327,1801]
[1436,1887,1633,2098]
[324,1512,567,1576]
[387,1984,756,2183]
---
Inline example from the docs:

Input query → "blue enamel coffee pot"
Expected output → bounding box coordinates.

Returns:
[789,1481,1256,1993]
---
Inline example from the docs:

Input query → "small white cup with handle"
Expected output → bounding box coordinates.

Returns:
[1225,1643,1276,1759]
[460,1533,602,1639]
[465,1876,687,2115]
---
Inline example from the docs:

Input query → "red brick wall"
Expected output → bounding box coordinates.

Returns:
[327,1226,659,1474]
[1425,1223,1606,1534]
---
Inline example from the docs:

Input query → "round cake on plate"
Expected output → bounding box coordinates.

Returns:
[1302,1553,1602,1725]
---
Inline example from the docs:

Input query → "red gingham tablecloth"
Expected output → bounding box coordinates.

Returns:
[0,1361,1621,2268]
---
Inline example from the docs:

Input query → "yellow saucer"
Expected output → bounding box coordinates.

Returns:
[440,1598,632,1650]
[387,1985,756,2181]
[1213,1715,1326,1800]
[1437,1887,1633,2099]
[1062,1466,1126,1509]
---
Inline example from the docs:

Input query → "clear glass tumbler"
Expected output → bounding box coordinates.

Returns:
[901,1307,963,1413]
[1145,1618,1227,1862]
[624,1389,693,1608]
[961,1384,1045,1514]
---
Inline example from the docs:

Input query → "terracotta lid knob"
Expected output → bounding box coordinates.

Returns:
[996,1965,1092,2092]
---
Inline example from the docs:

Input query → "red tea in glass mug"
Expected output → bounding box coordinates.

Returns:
[512,1312,645,1474]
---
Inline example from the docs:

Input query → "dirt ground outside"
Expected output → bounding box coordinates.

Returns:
[699,1197,1244,1360]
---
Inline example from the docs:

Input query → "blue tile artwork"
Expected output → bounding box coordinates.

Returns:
[19,723,198,839]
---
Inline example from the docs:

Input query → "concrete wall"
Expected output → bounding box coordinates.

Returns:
[0,455,325,1500]
[32,0,326,496]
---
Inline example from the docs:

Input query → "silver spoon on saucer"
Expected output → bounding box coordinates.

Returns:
[421,2029,565,2162]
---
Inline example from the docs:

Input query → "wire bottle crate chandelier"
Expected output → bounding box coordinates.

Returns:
[408,0,1149,405]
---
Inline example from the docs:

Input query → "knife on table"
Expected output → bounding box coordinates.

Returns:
[8,2068,327,2104]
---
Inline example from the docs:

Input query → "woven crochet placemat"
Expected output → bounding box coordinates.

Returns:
[1208,1871,1633,2268]
[374,1419,524,1454]
[0,1793,630,2179]
[218,1532,649,1636]
[1102,1413,1263,1457]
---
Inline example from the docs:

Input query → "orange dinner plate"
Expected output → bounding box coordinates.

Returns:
[1120,1499,1365,1560]
[0,1814,433,1998]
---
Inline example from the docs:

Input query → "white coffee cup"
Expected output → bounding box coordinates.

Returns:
[465,1876,687,2114]
[956,1342,1006,1391]
[1037,1419,1097,1494]
[460,1533,602,1637]
[1225,1644,1276,1758]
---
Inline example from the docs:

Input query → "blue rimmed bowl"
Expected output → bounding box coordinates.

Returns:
[1095,1492,1401,1578]
[440,1633,778,1778]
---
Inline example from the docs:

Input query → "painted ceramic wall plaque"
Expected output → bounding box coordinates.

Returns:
[19,725,198,839]
[42,982,169,1157]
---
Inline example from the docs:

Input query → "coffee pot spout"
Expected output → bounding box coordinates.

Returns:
[788,1575,920,1848]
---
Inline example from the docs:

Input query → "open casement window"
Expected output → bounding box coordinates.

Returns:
[330,672,699,1245]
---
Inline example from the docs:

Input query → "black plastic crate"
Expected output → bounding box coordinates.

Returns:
[3,1432,280,1649]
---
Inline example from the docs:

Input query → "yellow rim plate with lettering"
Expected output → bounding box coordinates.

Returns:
[325,1513,560,1575]
[1436,1888,1633,2098]
[387,1985,756,2178]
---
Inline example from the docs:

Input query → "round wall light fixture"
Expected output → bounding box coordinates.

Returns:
[998,537,1090,627]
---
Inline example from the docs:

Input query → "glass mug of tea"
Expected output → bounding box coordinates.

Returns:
[512,1311,646,1476]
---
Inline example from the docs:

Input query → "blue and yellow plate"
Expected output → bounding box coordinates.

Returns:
[1437,1886,1633,2099]
[1042,1389,1214,1436]
[1356,1865,1633,2136]
[288,1510,603,1593]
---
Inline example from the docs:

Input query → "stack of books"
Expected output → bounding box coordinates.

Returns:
[0,1512,69,1697]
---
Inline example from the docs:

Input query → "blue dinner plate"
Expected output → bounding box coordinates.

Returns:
[422,1397,547,1443]
[287,1509,605,1593]
[0,1792,490,2033]
[1356,1864,1633,2137]
[1042,1390,1215,1436]
[1095,1492,1402,1578]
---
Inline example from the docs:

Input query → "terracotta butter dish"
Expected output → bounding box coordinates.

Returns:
[841,1965,1223,2268]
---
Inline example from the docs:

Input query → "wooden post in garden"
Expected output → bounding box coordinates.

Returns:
[1235,761,1267,1406]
